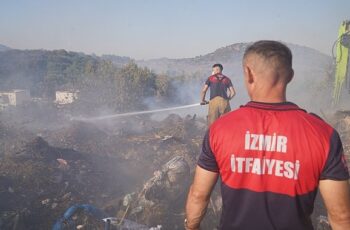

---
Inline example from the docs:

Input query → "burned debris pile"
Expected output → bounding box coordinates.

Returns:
[1,104,349,229]
[0,113,210,229]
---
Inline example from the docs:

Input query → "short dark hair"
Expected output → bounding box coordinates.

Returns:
[212,63,223,71]
[243,40,292,70]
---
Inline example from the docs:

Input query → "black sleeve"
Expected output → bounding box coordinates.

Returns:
[320,130,349,180]
[197,130,219,172]
[205,77,210,86]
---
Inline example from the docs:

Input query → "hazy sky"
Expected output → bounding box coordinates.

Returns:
[0,0,349,59]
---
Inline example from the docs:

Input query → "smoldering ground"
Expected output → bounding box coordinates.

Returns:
[0,79,210,229]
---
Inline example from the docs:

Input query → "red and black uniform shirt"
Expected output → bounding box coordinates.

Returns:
[205,74,233,100]
[198,101,349,230]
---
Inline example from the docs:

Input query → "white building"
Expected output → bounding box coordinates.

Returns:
[0,89,30,107]
[55,90,79,105]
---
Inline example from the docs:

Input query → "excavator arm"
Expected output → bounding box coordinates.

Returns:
[333,20,350,105]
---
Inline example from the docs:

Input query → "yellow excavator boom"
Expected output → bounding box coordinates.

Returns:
[333,20,350,105]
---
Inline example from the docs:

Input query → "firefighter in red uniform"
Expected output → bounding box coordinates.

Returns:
[185,41,350,230]
[201,64,236,126]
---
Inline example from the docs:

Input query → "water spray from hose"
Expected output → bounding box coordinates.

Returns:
[72,103,206,122]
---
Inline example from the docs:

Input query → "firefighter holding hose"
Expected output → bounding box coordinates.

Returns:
[200,64,236,126]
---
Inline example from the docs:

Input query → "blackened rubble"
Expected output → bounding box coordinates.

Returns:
[0,112,213,229]
[0,108,349,229]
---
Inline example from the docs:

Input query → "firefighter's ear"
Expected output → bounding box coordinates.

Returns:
[286,69,294,84]
[244,65,254,84]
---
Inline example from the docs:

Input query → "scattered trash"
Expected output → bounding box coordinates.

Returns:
[51,203,58,209]
[52,204,107,230]
[316,215,331,230]
[57,158,69,169]
[130,206,143,215]
[149,225,162,230]
[123,193,135,207]
[41,199,50,205]
[161,135,173,141]
[62,192,72,200]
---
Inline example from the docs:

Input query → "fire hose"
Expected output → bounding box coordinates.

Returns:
[52,204,109,230]
[52,204,157,230]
